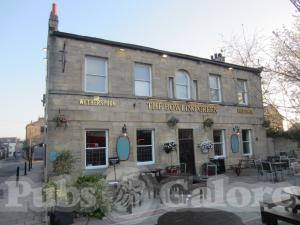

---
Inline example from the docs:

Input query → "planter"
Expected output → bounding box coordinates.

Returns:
[53,111,68,128]
[203,118,214,128]
[167,117,179,127]
[49,206,74,225]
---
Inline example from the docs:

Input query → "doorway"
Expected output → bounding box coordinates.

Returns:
[178,129,195,175]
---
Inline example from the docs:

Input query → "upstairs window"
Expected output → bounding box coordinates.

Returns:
[175,70,190,99]
[237,79,248,105]
[209,75,222,102]
[134,63,152,97]
[85,56,108,93]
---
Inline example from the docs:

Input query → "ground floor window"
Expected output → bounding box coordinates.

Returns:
[136,129,154,165]
[213,130,226,158]
[242,129,252,155]
[85,130,108,168]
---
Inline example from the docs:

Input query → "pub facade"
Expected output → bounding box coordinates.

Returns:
[45,5,267,178]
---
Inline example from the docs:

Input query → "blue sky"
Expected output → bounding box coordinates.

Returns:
[0,0,296,139]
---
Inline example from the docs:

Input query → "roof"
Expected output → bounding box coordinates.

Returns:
[52,31,263,75]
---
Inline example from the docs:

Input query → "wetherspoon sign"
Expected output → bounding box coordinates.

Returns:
[146,100,218,113]
[79,96,116,107]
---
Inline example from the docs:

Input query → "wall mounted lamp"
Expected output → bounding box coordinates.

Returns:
[122,124,127,136]
[233,125,240,135]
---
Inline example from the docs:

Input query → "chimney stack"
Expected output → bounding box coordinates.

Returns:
[210,52,225,62]
[49,3,58,33]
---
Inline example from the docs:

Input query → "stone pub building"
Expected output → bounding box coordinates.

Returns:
[45,4,267,178]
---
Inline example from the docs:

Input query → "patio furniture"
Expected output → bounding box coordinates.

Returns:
[261,161,276,182]
[210,158,226,174]
[283,186,300,213]
[201,162,217,178]
[157,208,243,225]
[290,162,300,185]
[230,160,243,176]
[260,197,300,225]
[254,159,263,179]
[271,162,285,181]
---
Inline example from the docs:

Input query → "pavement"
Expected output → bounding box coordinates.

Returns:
[0,157,45,225]
[72,168,295,225]
[0,158,293,225]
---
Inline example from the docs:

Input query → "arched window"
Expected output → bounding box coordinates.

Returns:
[175,70,190,99]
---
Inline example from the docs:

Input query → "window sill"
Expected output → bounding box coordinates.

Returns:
[137,161,155,166]
[210,100,222,103]
[85,165,108,170]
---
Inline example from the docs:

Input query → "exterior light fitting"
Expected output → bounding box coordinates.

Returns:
[119,48,125,52]
[43,48,47,51]
[122,124,127,136]
[233,125,240,135]
[228,67,233,70]
[162,54,168,58]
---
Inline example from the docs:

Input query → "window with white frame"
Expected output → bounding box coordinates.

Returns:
[175,70,190,99]
[85,56,107,93]
[242,129,252,155]
[85,130,108,168]
[136,130,154,164]
[237,79,248,105]
[134,63,152,97]
[213,130,226,158]
[209,75,221,102]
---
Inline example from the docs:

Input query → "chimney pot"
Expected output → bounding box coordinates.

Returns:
[52,3,57,16]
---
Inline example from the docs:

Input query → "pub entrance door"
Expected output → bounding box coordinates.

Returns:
[178,129,196,175]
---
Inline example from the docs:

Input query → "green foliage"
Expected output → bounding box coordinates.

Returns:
[42,181,58,208]
[262,119,271,128]
[53,150,74,175]
[203,118,214,128]
[267,127,300,141]
[74,175,111,219]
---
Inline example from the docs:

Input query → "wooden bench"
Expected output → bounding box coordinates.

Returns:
[261,208,300,225]
[260,198,300,225]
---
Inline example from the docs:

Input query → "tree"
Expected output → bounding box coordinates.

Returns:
[221,21,300,126]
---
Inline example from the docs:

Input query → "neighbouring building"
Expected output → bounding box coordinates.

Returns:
[0,137,19,158]
[264,104,284,131]
[26,117,45,160]
[45,4,267,178]
[26,117,45,145]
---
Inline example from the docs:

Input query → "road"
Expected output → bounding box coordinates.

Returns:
[0,157,45,225]
[0,156,25,179]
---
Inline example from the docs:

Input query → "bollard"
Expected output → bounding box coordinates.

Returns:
[16,166,20,186]
[24,162,27,175]
[28,160,31,171]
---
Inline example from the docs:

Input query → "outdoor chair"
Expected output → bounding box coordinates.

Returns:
[280,158,296,176]
[139,173,160,199]
[290,162,300,185]
[261,161,276,182]
[254,159,263,180]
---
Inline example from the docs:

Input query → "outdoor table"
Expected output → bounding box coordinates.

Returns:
[283,186,300,213]
[140,168,162,177]
[157,207,243,225]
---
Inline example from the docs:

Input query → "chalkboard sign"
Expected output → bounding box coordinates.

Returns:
[117,136,130,160]
[231,134,239,153]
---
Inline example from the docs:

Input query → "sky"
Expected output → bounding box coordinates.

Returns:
[0,0,296,139]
